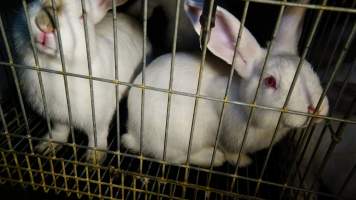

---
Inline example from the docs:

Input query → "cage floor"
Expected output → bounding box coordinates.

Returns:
[0,101,336,200]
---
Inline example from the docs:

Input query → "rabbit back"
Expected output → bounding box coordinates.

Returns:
[124,53,231,162]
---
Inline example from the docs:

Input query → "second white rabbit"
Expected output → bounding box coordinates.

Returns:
[122,1,329,167]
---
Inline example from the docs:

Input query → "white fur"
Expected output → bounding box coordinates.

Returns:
[122,1,329,167]
[14,0,150,163]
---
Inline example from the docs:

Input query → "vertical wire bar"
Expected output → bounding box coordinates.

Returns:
[254,0,328,196]
[296,123,328,188]
[330,60,356,115]
[338,162,356,195]
[37,157,48,191]
[185,0,215,169]
[49,158,58,192]
[133,177,137,200]
[295,124,317,165]
[207,0,253,188]
[21,0,55,155]
[313,0,346,72]
[279,123,317,198]
[121,172,125,199]
[109,170,113,199]
[182,0,216,197]
[0,6,33,154]
[0,152,11,180]
[0,103,10,147]
[80,0,98,163]
[49,0,77,161]
[85,165,91,196]
[25,155,37,189]
[97,168,102,198]
[139,0,148,173]
[111,0,121,168]
[162,0,181,175]
[295,16,356,195]
[230,1,285,191]
[60,159,69,195]
[320,2,355,81]
[0,103,23,185]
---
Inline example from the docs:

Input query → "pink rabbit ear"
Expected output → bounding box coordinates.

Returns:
[184,1,264,79]
[271,0,310,55]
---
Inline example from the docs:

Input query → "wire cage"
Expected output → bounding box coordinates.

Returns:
[0,0,355,199]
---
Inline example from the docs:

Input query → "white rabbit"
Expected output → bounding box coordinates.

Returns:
[122,0,329,167]
[13,0,150,163]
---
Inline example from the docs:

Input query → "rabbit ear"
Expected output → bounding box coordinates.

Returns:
[184,1,264,79]
[90,0,128,23]
[99,0,128,10]
[272,0,310,55]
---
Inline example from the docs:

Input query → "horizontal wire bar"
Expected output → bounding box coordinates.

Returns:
[0,62,352,124]
[246,0,356,14]
[0,141,341,199]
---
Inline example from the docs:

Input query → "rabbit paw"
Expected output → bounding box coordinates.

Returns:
[35,141,62,156]
[190,147,225,167]
[86,149,107,164]
[225,153,252,167]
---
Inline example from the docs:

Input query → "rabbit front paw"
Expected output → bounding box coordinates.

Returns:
[35,141,62,156]
[86,149,107,164]
[225,152,252,167]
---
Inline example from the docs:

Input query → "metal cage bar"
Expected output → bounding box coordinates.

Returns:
[0,0,355,199]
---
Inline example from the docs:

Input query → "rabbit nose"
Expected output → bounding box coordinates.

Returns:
[308,105,320,115]
[308,105,316,113]
[35,9,55,33]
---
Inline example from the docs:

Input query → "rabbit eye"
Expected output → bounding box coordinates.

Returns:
[264,76,277,89]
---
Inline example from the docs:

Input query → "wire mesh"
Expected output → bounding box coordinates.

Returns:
[0,0,355,199]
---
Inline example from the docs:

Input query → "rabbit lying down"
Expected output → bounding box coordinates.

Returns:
[122,0,329,167]
[13,0,151,164]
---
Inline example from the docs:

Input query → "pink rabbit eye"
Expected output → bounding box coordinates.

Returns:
[264,75,277,89]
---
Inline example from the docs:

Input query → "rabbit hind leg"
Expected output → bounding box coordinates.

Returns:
[35,122,70,155]
[225,152,252,167]
[189,147,225,167]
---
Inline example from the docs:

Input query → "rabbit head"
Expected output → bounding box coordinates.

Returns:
[23,0,127,59]
[184,1,329,129]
